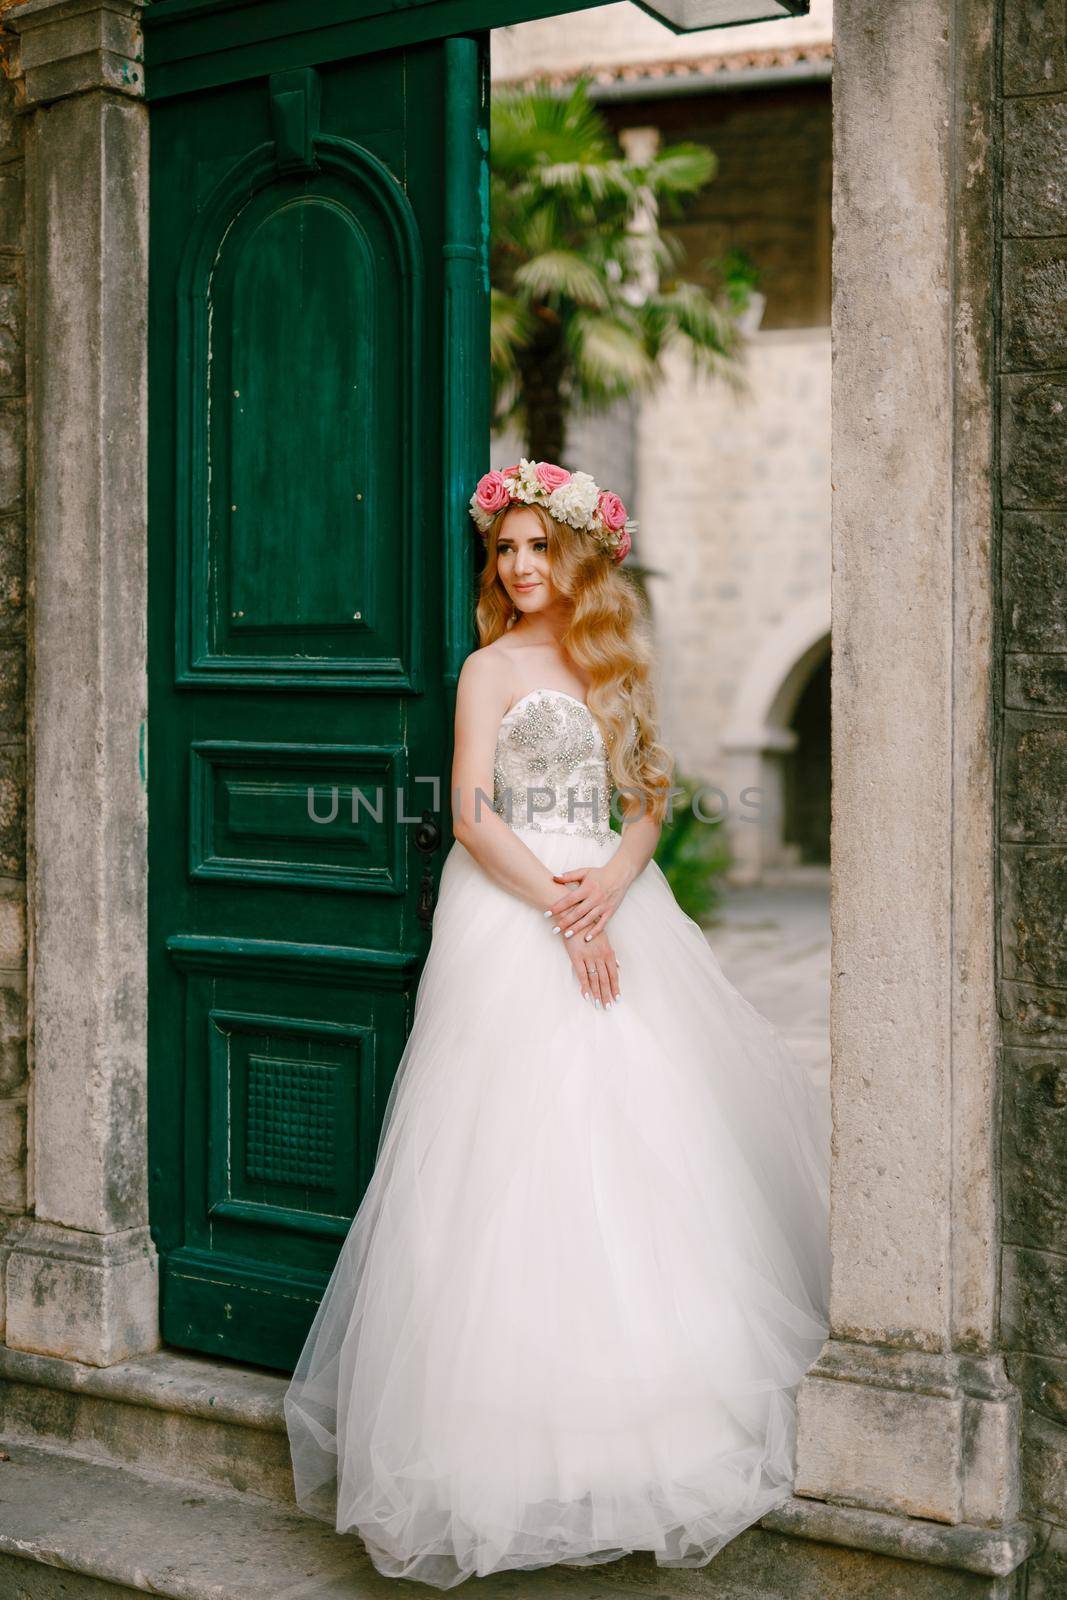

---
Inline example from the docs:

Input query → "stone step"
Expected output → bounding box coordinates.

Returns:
[0,1346,1032,1599]
[0,1344,295,1504]
[0,1439,746,1600]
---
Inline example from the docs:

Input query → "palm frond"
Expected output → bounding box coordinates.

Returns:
[514,250,610,309]
[489,289,537,374]
[646,143,718,198]
[650,280,740,357]
[567,311,658,397]
[488,75,741,446]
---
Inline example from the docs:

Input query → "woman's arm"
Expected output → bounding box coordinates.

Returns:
[605,804,662,890]
[449,651,561,913]
[547,797,662,940]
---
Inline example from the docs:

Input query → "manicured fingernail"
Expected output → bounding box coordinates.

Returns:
[564,929,573,939]
[552,926,560,934]
[542,910,551,918]
[594,999,602,1010]
[582,991,589,1001]
[584,933,592,942]
[605,1001,612,1010]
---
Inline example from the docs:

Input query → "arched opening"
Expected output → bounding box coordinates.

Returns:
[782,645,830,865]
[719,596,830,884]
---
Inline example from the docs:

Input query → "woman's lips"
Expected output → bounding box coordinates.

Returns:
[513,583,539,592]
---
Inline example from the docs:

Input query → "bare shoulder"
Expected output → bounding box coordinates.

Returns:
[455,643,515,727]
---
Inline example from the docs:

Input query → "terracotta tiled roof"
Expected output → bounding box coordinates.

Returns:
[497,39,832,90]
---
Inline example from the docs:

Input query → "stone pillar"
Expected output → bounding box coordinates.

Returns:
[781,0,1030,1573]
[1,0,157,1365]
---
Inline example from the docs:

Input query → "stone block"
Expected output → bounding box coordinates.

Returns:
[1001,1049,1067,1253]
[0,975,25,1095]
[1002,239,1067,371]
[5,1218,159,1366]
[0,166,23,255]
[1006,1350,1067,1425]
[1002,1244,1067,1358]
[1002,513,1067,653]
[1003,0,1067,94]
[999,845,1067,987]
[1005,655,1067,709]
[1003,95,1067,236]
[0,1345,295,1505]
[0,1092,25,1209]
[1020,1407,1067,1523]
[0,75,23,165]
[1001,376,1067,508]
[1000,980,1067,1047]
[0,273,24,399]
[1027,1525,1067,1599]
[0,515,26,627]
[1000,714,1067,838]
[0,883,25,966]
[796,1372,964,1522]
[0,399,23,521]
[0,640,25,736]
[0,740,24,877]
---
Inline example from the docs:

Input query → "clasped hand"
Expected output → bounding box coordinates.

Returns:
[546,863,629,1008]
[546,863,627,943]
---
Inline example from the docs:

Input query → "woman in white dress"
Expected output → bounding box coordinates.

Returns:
[284,460,832,1589]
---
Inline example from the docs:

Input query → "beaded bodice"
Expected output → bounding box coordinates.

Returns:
[493,689,613,845]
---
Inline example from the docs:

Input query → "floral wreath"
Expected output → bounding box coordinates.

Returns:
[468,459,635,565]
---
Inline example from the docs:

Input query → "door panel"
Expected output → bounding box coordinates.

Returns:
[148,39,489,1370]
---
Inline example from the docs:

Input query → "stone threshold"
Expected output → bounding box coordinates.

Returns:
[0,1340,287,1431]
[763,1497,1035,1579]
[0,1342,1037,1587]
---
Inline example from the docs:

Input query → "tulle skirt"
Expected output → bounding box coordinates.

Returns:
[284,824,832,1588]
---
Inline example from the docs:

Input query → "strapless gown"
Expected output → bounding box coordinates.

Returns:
[284,687,831,1589]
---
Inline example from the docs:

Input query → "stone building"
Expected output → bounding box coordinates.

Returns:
[493,3,833,881]
[0,0,1060,1596]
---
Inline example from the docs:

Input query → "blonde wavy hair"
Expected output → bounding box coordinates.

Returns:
[474,501,675,825]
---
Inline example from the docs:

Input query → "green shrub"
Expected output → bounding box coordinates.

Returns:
[651,771,732,925]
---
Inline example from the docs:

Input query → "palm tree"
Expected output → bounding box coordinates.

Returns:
[490,76,751,463]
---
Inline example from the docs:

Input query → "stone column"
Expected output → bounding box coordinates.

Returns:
[1,0,157,1365]
[775,0,1031,1575]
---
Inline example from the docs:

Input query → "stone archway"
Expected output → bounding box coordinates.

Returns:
[720,593,831,883]
[0,0,1036,1590]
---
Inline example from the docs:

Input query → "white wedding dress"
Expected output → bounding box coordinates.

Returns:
[284,687,831,1588]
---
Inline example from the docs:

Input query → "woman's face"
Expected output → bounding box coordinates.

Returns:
[494,506,557,616]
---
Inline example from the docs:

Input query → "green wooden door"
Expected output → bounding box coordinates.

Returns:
[147,37,489,1369]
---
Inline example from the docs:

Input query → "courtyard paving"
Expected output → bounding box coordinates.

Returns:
[705,869,831,1094]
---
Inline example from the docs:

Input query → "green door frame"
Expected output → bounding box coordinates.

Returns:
[145,1,615,98]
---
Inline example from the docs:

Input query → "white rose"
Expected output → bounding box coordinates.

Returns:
[547,471,600,529]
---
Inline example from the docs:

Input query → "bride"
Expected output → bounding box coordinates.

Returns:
[284,459,832,1589]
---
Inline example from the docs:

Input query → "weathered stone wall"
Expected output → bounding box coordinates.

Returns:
[636,327,829,798]
[996,0,1067,1591]
[0,47,26,1226]
[602,82,832,330]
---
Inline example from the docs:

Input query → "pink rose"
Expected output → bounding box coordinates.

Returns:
[612,527,632,564]
[474,471,511,515]
[535,462,572,494]
[597,490,628,532]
